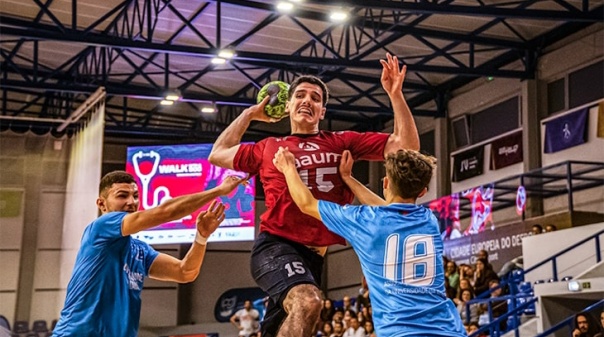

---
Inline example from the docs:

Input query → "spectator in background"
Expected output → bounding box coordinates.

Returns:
[331,321,345,337]
[332,309,345,330]
[454,278,474,306]
[457,288,480,324]
[545,224,557,232]
[531,224,543,235]
[573,312,600,337]
[459,264,475,286]
[230,300,260,337]
[343,310,355,329]
[480,279,508,331]
[320,298,336,324]
[594,311,604,337]
[446,260,460,295]
[356,277,371,312]
[342,296,357,313]
[342,317,365,337]
[317,321,333,337]
[473,258,499,296]
[364,321,376,337]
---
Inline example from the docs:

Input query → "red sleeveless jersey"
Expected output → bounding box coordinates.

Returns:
[233,130,388,246]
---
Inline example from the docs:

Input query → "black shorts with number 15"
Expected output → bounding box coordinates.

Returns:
[250,231,324,305]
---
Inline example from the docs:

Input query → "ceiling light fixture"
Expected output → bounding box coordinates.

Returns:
[164,89,181,101]
[211,57,227,65]
[218,50,235,59]
[276,1,294,13]
[330,10,348,22]
[160,99,174,106]
[201,106,217,114]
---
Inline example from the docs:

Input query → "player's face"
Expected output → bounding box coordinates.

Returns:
[97,182,139,214]
[287,82,326,128]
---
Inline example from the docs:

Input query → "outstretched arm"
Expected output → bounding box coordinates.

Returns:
[148,200,226,283]
[272,147,321,220]
[122,176,245,236]
[380,53,420,155]
[209,96,284,169]
[339,150,386,206]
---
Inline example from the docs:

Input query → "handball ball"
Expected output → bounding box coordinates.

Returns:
[257,81,289,118]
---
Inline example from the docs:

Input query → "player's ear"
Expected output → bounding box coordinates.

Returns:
[382,176,388,191]
[418,187,428,198]
[96,197,107,213]
[320,107,326,120]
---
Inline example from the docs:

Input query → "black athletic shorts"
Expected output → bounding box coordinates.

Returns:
[250,231,324,337]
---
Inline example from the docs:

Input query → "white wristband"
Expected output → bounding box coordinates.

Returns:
[195,232,208,246]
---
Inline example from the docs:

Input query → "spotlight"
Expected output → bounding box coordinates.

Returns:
[218,50,235,59]
[276,1,294,12]
[211,57,227,65]
[201,106,217,113]
[164,89,181,101]
[160,100,174,106]
[330,10,348,22]
[567,281,581,292]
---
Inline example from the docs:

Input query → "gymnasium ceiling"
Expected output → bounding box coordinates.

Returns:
[0,0,602,143]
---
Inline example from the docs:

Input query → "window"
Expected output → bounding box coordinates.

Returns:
[569,60,604,109]
[547,78,565,115]
[451,116,470,149]
[420,130,435,156]
[470,97,519,144]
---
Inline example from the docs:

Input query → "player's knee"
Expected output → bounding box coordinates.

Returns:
[287,284,322,313]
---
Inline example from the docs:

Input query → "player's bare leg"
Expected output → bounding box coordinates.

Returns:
[277,284,322,337]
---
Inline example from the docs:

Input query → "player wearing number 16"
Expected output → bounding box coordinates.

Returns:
[273,148,466,337]
[209,53,420,337]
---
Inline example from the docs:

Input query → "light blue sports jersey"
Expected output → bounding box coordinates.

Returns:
[53,212,159,337]
[319,201,466,337]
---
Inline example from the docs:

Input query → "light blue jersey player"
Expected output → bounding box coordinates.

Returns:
[273,147,466,337]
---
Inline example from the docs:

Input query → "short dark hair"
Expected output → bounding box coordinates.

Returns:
[288,75,329,106]
[99,171,136,197]
[385,149,436,199]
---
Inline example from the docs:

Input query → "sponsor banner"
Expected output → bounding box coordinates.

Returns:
[490,131,523,170]
[452,146,484,182]
[544,108,588,153]
[125,144,255,244]
[444,222,533,272]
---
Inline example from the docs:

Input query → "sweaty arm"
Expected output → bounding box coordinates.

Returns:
[148,200,226,283]
[209,96,279,169]
[380,53,420,155]
[339,150,386,206]
[272,147,321,220]
[122,176,244,236]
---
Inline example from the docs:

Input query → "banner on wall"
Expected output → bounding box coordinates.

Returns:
[452,146,484,182]
[490,131,523,170]
[597,102,604,138]
[544,107,588,153]
[443,222,533,272]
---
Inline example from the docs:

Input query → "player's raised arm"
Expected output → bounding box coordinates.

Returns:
[339,150,387,206]
[209,96,284,169]
[272,146,321,220]
[380,53,420,155]
[121,176,245,236]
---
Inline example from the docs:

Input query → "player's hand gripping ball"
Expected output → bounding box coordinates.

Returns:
[257,81,289,119]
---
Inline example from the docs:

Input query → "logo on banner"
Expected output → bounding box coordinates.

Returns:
[516,185,526,216]
[544,108,588,153]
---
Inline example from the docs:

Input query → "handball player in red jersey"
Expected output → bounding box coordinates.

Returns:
[209,53,420,337]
